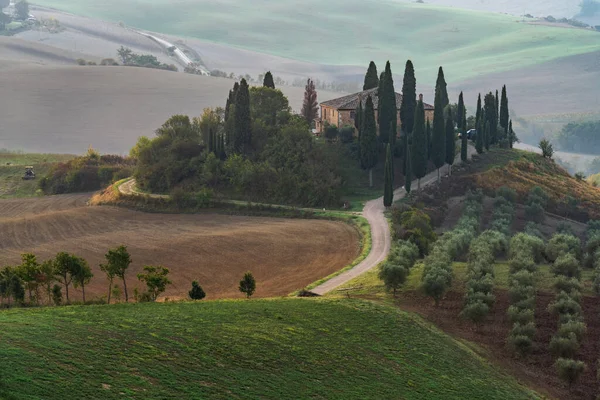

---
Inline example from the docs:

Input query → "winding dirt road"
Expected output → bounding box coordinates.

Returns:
[311,146,477,295]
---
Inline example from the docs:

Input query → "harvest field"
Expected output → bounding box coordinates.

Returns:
[0,196,360,300]
[30,0,600,83]
[0,299,539,399]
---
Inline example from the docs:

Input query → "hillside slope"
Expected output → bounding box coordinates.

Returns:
[0,299,539,399]
[29,0,600,84]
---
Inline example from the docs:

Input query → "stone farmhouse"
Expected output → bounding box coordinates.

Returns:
[315,87,434,136]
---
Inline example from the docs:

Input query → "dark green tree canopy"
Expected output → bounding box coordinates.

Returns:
[400,60,416,135]
[363,61,379,90]
[233,79,252,154]
[435,66,449,109]
[411,99,428,180]
[483,92,498,145]
[360,96,379,170]
[500,85,509,133]
[445,113,456,166]
[383,144,393,207]
[239,271,256,298]
[431,86,446,170]
[189,281,206,300]
[378,61,397,144]
[263,71,275,89]
[457,92,465,131]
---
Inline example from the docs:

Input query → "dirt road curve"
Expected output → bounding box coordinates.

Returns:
[311,146,477,295]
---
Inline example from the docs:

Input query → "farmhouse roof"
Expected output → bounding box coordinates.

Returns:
[319,88,434,111]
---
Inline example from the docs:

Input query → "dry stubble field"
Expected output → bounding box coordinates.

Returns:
[0,195,359,301]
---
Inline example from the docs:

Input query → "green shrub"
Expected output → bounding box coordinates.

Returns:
[395,209,437,257]
[510,321,536,338]
[508,285,535,304]
[546,234,582,262]
[555,358,585,388]
[553,276,582,295]
[509,233,545,263]
[509,270,535,287]
[558,320,587,343]
[524,222,544,239]
[507,334,534,356]
[549,333,580,358]
[551,254,581,279]
[509,257,537,274]
[547,291,582,316]
[496,186,517,203]
[507,307,534,324]
[422,266,452,306]
[378,263,409,297]
[460,300,489,323]
[556,222,574,236]
[525,202,545,223]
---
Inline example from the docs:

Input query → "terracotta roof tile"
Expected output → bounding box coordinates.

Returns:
[320,88,434,111]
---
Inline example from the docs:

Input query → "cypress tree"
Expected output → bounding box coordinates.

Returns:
[224,82,239,122]
[475,118,484,154]
[405,143,412,194]
[484,121,491,151]
[484,92,498,145]
[233,79,251,154]
[360,96,379,187]
[508,119,516,149]
[402,131,409,175]
[263,71,275,89]
[457,91,465,132]
[411,99,427,190]
[461,116,468,162]
[383,143,393,207]
[355,100,363,141]
[495,89,499,123]
[378,61,396,145]
[363,61,379,90]
[435,66,449,109]
[500,85,509,136]
[400,60,416,136]
[445,113,456,176]
[432,83,446,181]
[475,93,482,131]
[426,119,431,160]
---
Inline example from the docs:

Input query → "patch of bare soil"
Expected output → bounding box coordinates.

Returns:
[0,197,360,301]
[393,289,600,400]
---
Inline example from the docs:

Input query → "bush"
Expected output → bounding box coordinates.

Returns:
[511,321,536,338]
[188,281,206,300]
[556,222,575,236]
[460,300,489,323]
[548,291,582,316]
[76,58,86,66]
[324,125,339,142]
[525,202,545,223]
[100,58,119,66]
[395,208,437,257]
[510,270,535,287]
[379,263,409,297]
[422,266,452,306]
[539,139,554,159]
[508,285,535,304]
[508,334,534,356]
[509,257,537,274]
[558,320,587,342]
[546,234,582,262]
[496,186,517,203]
[507,307,534,324]
[549,333,580,358]
[524,222,544,240]
[553,276,582,295]
[528,186,549,208]
[551,254,581,279]
[338,126,355,144]
[555,358,586,388]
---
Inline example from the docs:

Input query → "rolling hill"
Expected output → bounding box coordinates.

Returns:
[29,0,600,85]
[0,299,539,399]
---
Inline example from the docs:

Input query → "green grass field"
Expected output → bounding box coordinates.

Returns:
[32,0,600,82]
[332,261,597,298]
[0,153,74,198]
[0,299,538,399]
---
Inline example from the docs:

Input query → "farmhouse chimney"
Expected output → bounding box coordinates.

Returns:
[419,93,423,102]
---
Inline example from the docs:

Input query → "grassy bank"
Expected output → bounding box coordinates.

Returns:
[0,298,538,399]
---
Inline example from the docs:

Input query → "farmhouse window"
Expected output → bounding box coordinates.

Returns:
[350,111,356,119]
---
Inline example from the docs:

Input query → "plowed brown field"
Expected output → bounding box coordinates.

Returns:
[0,195,359,301]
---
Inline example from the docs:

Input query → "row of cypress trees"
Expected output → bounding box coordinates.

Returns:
[474,86,516,154]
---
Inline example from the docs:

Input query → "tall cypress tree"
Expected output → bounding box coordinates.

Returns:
[411,99,427,190]
[445,113,456,176]
[405,143,412,195]
[500,85,509,137]
[475,120,484,154]
[263,71,275,89]
[426,119,431,160]
[495,89,499,124]
[432,82,446,181]
[355,100,363,141]
[475,93,482,132]
[457,91,465,132]
[402,131,409,175]
[400,60,416,136]
[360,96,379,187]
[484,92,498,145]
[224,82,239,122]
[363,61,379,90]
[435,66,449,109]
[233,79,251,154]
[461,116,468,162]
[383,143,393,207]
[508,119,516,149]
[378,61,396,145]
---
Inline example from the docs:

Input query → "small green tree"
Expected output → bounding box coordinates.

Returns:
[555,358,585,389]
[72,260,93,303]
[378,263,408,297]
[18,253,41,303]
[137,266,172,301]
[102,245,132,303]
[53,252,84,303]
[422,265,452,306]
[383,143,393,207]
[189,281,206,300]
[263,71,275,89]
[539,139,554,159]
[51,284,62,306]
[239,271,257,298]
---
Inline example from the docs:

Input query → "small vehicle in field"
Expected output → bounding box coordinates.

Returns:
[22,166,35,180]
